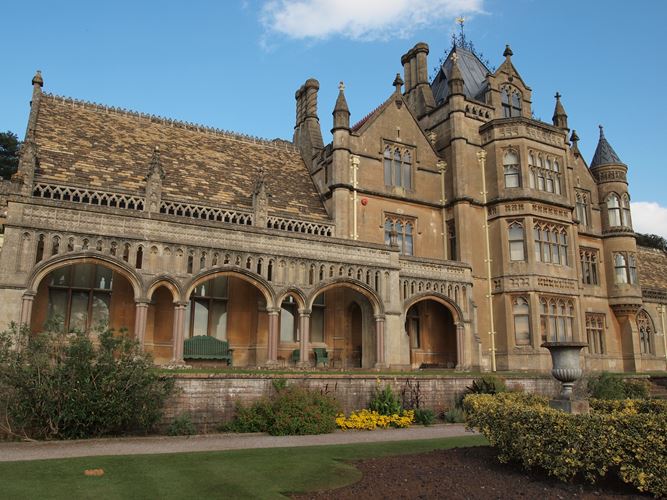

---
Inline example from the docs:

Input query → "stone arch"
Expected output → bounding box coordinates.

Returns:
[403,292,464,324]
[146,275,183,302]
[404,293,461,369]
[26,251,144,299]
[185,266,276,309]
[276,287,307,309]
[306,278,383,315]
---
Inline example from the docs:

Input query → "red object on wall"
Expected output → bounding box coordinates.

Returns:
[361,198,368,206]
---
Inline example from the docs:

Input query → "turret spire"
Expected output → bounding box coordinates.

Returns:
[590,125,624,167]
[332,81,350,130]
[552,92,568,130]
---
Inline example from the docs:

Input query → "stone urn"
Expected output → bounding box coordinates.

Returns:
[541,341,589,413]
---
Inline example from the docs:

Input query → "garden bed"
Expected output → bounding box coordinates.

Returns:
[294,446,648,499]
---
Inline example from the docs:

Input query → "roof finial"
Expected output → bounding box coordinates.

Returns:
[32,70,43,88]
[338,81,345,92]
[555,92,561,101]
[392,73,404,93]
[599,124,605,138]
[503,44,513,58]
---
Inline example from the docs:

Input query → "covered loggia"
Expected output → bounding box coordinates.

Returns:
[405,298,458,368]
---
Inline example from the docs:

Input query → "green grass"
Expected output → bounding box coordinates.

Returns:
[0,435,486,499]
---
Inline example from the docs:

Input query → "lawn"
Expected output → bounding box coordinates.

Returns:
[0,435,486,499]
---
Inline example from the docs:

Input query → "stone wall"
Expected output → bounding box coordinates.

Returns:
[162,373,560,431]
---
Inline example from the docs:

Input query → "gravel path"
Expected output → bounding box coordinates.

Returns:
[0,424,474,462]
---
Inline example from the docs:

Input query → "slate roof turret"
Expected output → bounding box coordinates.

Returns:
[590,125,624,167]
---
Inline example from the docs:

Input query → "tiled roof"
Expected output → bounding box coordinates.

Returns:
[431,46,490,105]
[638,246,667,292]
[32,93,331,223]
[590,125,624,168]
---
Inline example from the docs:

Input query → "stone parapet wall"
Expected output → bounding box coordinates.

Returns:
[161,373,559,430]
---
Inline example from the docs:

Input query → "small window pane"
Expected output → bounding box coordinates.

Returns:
[91,293,110,328]
[210,301,227,340]
[69,292,89,332]
[192,299,209,336]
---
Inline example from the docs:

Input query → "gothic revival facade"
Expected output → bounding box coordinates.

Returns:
[1,40,665,372]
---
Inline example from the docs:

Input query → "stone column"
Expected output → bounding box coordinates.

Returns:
[374,315,386,369]
[266,308,280,365]
[19,292,36,327]
[171,302,187,364]
[298,309,311,367]
[456,322,465,371]
[133,301,150,348]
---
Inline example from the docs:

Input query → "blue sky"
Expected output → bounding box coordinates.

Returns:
[2,0,667,236]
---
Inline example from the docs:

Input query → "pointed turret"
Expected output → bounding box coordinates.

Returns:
[332,81,350,131]
[590,125,624,167]
[552,92,568,130]
[570,130,580,157]
[447,49,465,96]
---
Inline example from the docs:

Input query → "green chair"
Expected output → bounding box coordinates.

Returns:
[313,348,329,367]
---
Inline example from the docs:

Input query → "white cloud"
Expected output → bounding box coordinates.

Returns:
[260,0,484,41]
[631,201,667,239]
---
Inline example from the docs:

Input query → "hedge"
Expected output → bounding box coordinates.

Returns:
[463,393,667,497]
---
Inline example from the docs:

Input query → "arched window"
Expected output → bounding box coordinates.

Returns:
[614,253,627,283]
[508,222,525,261]
[539,296,575,342]
[393,149,402,187]
[45,264,114,332]
[384,216,415,255]
[501,87,522,118]
[575,191,590,227]
[404,222,414,255]
[534,223,568,265]
[383,146,392,186]
[621,194,632,228]
[607,194,622,227]
[586,313,605,354]
[580,248,599,285]
[637,310,655,355]
[403,151,412,189]
[513,296,531,346]
[185,276,228,339]
[503,150,520,188]
[613,252,637,284]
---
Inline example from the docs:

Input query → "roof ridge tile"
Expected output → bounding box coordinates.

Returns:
[42,92,299,152]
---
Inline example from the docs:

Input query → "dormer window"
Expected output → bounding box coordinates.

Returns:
[383,144,413,189]
[501,86,521,118]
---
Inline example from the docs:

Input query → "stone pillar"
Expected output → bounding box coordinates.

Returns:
[19,292,35,327]
[298,309,311,367]
[456,323,465,371]
[267,308,280,365]
[171,302,187,364]
[134,301,150,348]
[374,315,386,368]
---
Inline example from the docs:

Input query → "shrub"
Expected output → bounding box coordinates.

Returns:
[0,322,173,440]
[442,407,465,423]
[413,408,436,426]
[464,392,667,497]
[167,414,197,436]
[457,374,507,408]
[369,383,403,416]
[227,383,340,436]
[587,372,649,400]
[336,409,414,430]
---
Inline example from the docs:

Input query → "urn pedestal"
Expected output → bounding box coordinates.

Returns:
[541,341,589,414]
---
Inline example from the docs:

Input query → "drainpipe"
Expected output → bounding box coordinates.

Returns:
[477,150,496,372]
[438,160,447,259]
[659,304,667,365]
[350,155,360,240]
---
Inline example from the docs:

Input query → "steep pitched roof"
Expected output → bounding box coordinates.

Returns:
[638,246,667,292]
[590,125,624,167]
[32,94,330,223]
[430,46,490,105]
